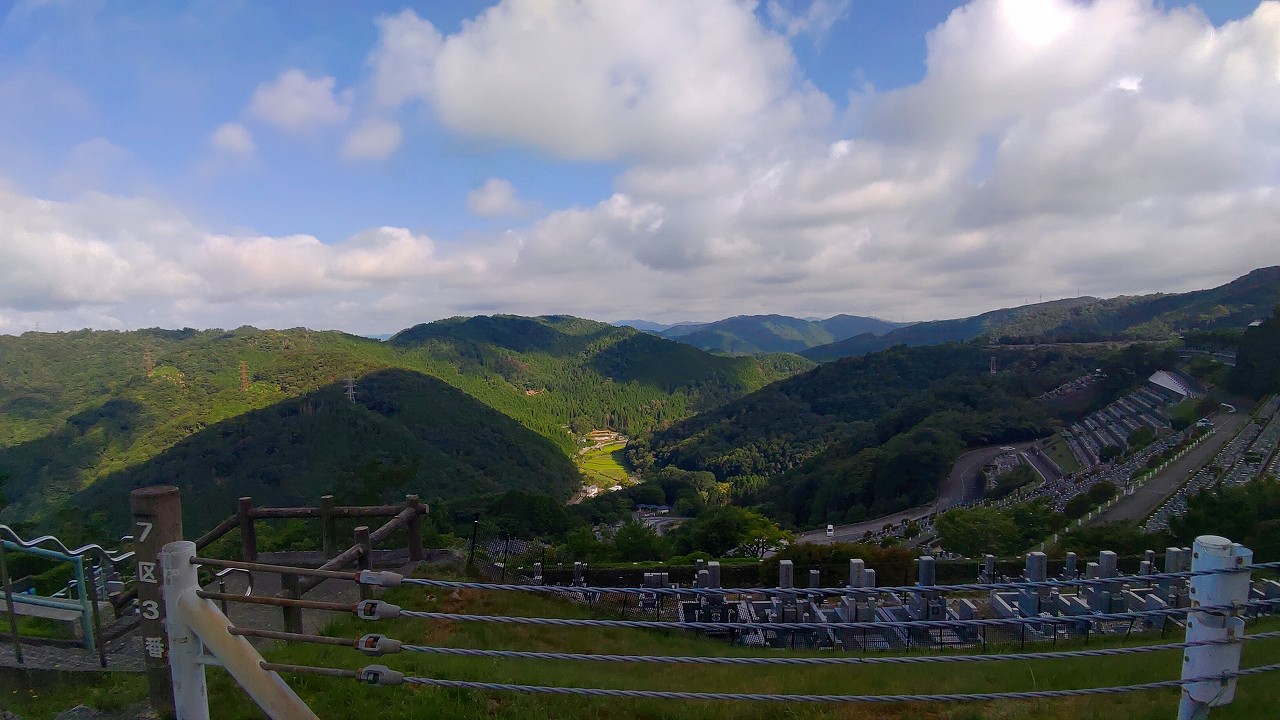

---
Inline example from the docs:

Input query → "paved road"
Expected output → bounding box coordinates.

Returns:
[1090,413,1247,525]
[641,515,688,536]
[796,441,1038,545]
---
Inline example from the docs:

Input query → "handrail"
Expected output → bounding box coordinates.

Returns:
[0,524,134,566]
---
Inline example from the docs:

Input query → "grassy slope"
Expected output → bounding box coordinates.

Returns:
[7,578,1279,720]
[579,441,631,488]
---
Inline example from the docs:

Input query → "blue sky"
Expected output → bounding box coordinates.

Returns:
[2,0,1278,334]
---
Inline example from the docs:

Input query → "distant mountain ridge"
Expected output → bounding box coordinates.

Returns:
[801,267,1280,362]
[0,316,809,534]
[637,314,907,355]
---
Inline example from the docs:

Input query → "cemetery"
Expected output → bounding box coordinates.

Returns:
[527,549,1280,654]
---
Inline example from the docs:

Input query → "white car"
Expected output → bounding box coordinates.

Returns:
[826,524,835,537]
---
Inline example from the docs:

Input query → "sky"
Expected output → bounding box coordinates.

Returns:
[1,0,1279,335]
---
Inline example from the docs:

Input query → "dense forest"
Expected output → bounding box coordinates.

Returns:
[1230,308,1280,396]
[0,318,805,535]
[637,343,1144,527]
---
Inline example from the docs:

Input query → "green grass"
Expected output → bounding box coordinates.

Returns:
[8,569,1280,719]
[200,569,1280,720]
[1042,435,1082,474]
[1169,399,1203,428]
[11,615,76,640]
[578,441,631,488]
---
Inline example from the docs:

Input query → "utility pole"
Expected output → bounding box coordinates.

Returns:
[467,513,480,568]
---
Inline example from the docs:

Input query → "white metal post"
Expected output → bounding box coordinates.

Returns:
[1177,535,1252,720]
[161,540,319,720]
[161,540,210,720]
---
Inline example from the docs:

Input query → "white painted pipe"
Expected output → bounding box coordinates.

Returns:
[163,541,319,720]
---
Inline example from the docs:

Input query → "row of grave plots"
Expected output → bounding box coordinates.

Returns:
[1146,395,1280,532]
[1063,383,1183,468]
[534,551,1280,654]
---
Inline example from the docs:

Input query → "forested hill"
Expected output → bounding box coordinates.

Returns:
[655,314,905,354]
[0,319,807,533]
[67,369,579,533]
[801,266,1280,362]
[641,342,1156,528]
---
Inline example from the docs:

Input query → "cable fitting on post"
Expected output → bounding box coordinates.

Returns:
[357,633,403,656]
[356,599,401,621]
[359,570,403,587]
[359,664,404,686]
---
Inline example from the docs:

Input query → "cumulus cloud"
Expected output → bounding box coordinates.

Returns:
[0,183,473,331]
[366,1,830,160]
[246,69,352,133]
[6,0,1280,333]
[210,122,255,158]
[466,178,533,218]
[342,117,402,160]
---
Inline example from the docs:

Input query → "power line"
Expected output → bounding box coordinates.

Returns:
[230,627,1280,667]
[261,661,1280,703]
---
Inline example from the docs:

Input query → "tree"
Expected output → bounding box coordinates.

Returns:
[936,506,1019,556]
[611,521,668,562]
[1063,494,1092,519]
[1100,445,1123,462]
[738,512,794,558]
[672,506,790,557]
[1087,481,1118,505]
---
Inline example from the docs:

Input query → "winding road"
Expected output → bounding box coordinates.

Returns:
[796,440,1052,545]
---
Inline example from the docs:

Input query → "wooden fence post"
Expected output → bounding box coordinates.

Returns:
[320,495,337,560]
[130,486,184,720]
[355,526,373,601]
[238,497,257,563]
[280,573,303,635]
[405,495,424,563]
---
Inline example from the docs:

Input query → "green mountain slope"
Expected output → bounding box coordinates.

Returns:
[67,369,579,531]
[657,314,903,355]
[646,342,1151,527]
[802,267,1280,362]
[0,317,807,532]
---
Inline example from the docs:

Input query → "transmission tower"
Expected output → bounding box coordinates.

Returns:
[144,349,154,376]
[344,375,357,403]
[240,361,249,392]
[989,355,997,375]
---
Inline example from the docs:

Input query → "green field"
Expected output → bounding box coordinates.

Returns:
[1169,398,1203,427]
[1042,435,1083,474]
[7,567,1280,720]
[579,441,632,488]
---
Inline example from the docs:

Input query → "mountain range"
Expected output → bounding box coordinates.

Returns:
[618,314,907,354]
[3,266,1278,536]
[0,319,807,533]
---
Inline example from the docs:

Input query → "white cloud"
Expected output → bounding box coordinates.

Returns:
[0,183,472,330]
[342,117,402,160]
[52,137,140,194]
[7,0,1280,332]
[246,69,352,133]
[366,1,830,161]
[210,122,255,158]
[765,0,851,40]
[466,178,533,218]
